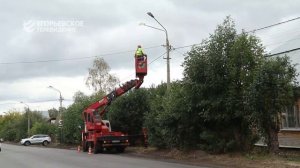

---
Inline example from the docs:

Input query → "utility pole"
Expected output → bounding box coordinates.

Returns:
[48,85,64,143]
[146,12,171,90]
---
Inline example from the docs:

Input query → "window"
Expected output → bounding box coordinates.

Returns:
[87,113,91,122]
[93,111,101,122]
[282,104,300,129]
[288,106,295,127]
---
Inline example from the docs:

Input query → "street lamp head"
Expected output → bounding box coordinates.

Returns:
[48,85,61,94]
[147,12,154,18]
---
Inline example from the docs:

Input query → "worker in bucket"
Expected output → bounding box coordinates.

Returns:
[135,45,147,61]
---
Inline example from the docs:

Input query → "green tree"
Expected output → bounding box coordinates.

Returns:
[0,111,24,141]
[108,89,150,135]
[86,57,119,93]
[250,56,297,153]
[182,17,265,152]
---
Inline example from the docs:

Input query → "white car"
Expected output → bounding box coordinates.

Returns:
[21,134,51,146]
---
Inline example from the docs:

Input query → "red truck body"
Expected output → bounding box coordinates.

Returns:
[81,57,147,153]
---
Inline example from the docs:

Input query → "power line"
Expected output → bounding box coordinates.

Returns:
[173,49,186,56]
[174,45,300,58]
[246,16,300,33]
[266,47,300,57]
[173,43,201,50]
[0,45,162,65]
[149,52,167,64]
[173,44,300,58]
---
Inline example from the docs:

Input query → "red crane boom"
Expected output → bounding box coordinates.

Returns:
[81,56,147,154]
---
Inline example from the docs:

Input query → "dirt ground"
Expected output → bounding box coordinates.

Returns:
[125,147,300,168]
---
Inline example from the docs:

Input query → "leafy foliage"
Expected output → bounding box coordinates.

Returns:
[0,110,48,142]
[182,17,266,152]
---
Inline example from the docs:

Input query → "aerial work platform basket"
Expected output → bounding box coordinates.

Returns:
[135,56,147,78]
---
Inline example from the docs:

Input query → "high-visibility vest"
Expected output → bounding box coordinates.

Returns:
[136,48,144,57]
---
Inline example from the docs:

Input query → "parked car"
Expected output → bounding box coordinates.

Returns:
[20,134,51,146]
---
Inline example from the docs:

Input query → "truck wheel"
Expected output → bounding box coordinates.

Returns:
[42,141,49,146]
[116,147,125,153]
[24,141,31,146]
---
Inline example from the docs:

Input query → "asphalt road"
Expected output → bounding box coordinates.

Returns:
[0,143,207,168]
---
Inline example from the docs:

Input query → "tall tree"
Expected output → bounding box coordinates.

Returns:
[182,17,265,152]
[226,32,265,150]
[250,56,297,153]
[86,57,119,93]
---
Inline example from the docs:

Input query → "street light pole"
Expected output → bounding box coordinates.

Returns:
[48,85,64,143]
[147,12,171,90]
[20,101,30,137]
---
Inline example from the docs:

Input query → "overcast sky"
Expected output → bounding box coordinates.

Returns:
[1,0,300,114]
